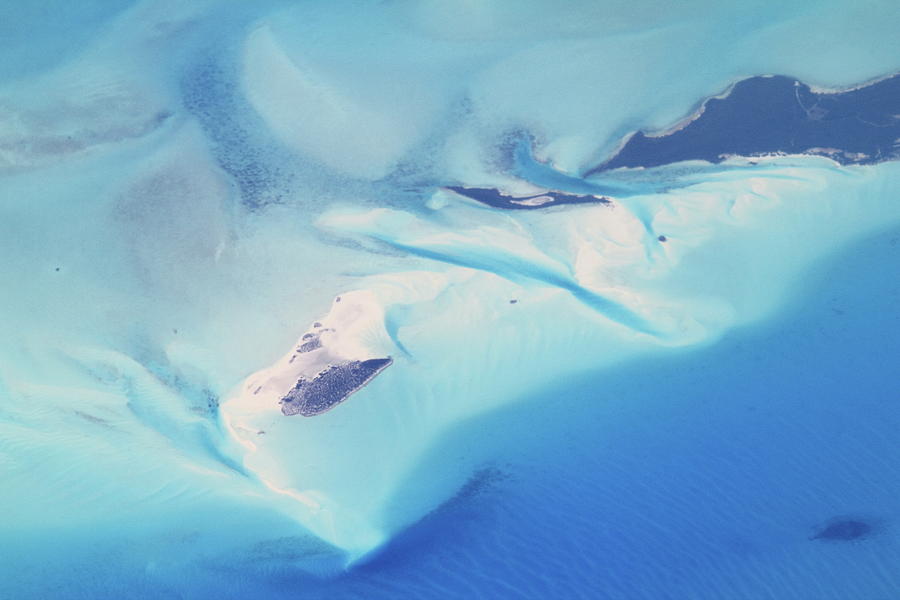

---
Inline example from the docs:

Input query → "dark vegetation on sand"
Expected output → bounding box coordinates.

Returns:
[280,358,393,417]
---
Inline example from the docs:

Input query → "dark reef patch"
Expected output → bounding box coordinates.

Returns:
[280,358,393,417]
[810,517,878,542]
[589,73,900,174]
[445,186,611,210]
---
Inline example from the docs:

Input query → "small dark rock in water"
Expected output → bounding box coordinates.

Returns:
[509,299,518,304]
[335,296,341,303]
[811,518,874,541]
[55,267,60,272]
[658,235,667,242]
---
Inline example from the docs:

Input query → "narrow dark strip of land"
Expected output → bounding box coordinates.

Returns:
[445,186,611,210]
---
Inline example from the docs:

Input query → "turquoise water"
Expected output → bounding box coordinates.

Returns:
[0,0,136,83]
[1,1,899,597]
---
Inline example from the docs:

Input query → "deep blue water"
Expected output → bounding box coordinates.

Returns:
[280,223,900,599]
